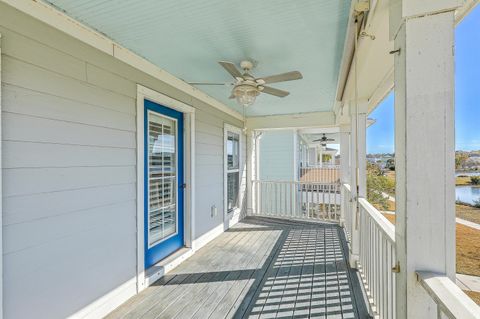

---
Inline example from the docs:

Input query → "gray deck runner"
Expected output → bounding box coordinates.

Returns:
[106,217,369,319]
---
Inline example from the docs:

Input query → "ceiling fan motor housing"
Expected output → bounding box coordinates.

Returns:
[240,60,254,71]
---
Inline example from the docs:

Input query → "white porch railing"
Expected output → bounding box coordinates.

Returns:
[358,198,396,319]
[251,181,480,318]
[351,187,479,319]
[417,271,480,319]
[341,183,353,242]
[251,180,341,222]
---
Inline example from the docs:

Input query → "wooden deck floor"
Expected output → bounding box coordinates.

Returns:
[106,217,369,319]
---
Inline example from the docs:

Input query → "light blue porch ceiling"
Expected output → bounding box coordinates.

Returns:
[46,0,351,117]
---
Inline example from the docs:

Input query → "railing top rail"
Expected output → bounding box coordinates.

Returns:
[342,183,351,192]
[417,271,480,319]
[358,197,395,243]
[252,180,340,186]
[303,164,340,168]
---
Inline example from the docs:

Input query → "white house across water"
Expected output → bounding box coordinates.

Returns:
[0,0,478,318]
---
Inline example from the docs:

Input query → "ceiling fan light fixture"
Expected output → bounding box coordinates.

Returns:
[233,84,260,107]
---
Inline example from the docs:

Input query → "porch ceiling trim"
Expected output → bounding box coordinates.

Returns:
[246,111,335,130]
[1,0,244,121]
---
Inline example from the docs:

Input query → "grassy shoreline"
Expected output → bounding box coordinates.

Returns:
[382,213,480,277]
[457,203,480,224]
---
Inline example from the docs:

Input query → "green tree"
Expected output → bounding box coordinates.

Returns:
[367,163,391,210]
[455,153,468,169]
[322,154,332,163]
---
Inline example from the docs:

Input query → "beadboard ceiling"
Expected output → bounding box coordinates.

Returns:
[45,0,351,116]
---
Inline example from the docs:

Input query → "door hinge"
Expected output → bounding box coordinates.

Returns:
[392,262,400,273]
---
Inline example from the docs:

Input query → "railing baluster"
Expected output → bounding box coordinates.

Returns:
[251,180,342,223]
[353,198,397,319]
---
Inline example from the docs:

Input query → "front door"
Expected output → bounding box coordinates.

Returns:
[144,99,184,269]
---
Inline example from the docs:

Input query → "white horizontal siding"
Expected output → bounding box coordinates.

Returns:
[2,54,135,114]
[0,2,244,318]
[2,84,135,131]
[4,200,136,254]
[3,141,136,168]
[194,117,245,237]
[4,183,136,226]
[4,166,136,197]
[4,210,135,319]
[259,130,295,181]
[3,112,135,148]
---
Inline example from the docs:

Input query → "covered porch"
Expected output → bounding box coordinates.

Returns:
[106,217,368,319]
[0,0,479,318]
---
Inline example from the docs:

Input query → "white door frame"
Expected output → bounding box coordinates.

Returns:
[136,84,195,292]
[0,33,4,319]
[223,123,243,230]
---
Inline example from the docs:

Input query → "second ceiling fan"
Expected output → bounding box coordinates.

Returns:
[313,134,335,146]
[190,60,303,107]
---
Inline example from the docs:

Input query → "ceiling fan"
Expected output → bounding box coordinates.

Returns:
[313,134,335,146]
[189,60,303,107]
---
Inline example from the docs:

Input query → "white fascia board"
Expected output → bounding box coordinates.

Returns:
[334,0,356,103]
[298,127,340,135]
[366,118,376,127]
[246,112,335,130]
[2,0,243,121]
[455,0,479,24]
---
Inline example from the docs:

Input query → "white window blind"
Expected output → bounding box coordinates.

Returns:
[147,112,178,246]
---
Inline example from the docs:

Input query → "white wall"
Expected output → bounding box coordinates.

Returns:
[0,3,244,318]
[259,130,295,181]
[194,112,246,237]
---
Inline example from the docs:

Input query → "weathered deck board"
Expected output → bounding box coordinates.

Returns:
[105,217,369,319]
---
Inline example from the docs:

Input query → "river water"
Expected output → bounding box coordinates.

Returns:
[456,186,480,205]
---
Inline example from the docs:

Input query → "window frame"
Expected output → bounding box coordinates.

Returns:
[146,110,179,248]
[224,124,242,217]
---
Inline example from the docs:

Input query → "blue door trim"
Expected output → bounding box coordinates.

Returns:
[144,99,184,269]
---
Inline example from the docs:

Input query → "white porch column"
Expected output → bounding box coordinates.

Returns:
[348,101,367,268]
[390,1,458,318]
[246,129,257,216]
[339,124,351,184]
[318,147,323,167]
[339,124,351,226]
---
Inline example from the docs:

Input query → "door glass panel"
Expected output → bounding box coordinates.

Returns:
[227,132,239,170]
[227,171,239,212]
[148,112,177,247]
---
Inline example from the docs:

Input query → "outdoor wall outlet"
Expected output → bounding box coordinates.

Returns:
[211,205,217,217]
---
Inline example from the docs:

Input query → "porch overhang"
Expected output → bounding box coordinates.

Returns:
[10,0,353,118]
[246,111,336,130]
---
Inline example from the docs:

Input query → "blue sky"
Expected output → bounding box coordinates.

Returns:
[367,5,480,154]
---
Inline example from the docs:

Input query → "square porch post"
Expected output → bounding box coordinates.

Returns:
[246,129,258,216]
[390,0,459,317]
[339,124,351,226]
[348,101,367,268]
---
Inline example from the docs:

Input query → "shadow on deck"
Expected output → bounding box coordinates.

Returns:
[106,217,369,319]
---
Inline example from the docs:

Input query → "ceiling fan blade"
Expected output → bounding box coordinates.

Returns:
[188,82,230,86]
[218,61,243,79]
[261,86,290,97]
[259,71,303,84]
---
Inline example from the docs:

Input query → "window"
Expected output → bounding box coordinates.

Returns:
[225,127,241,213]
[147,111,178,246]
